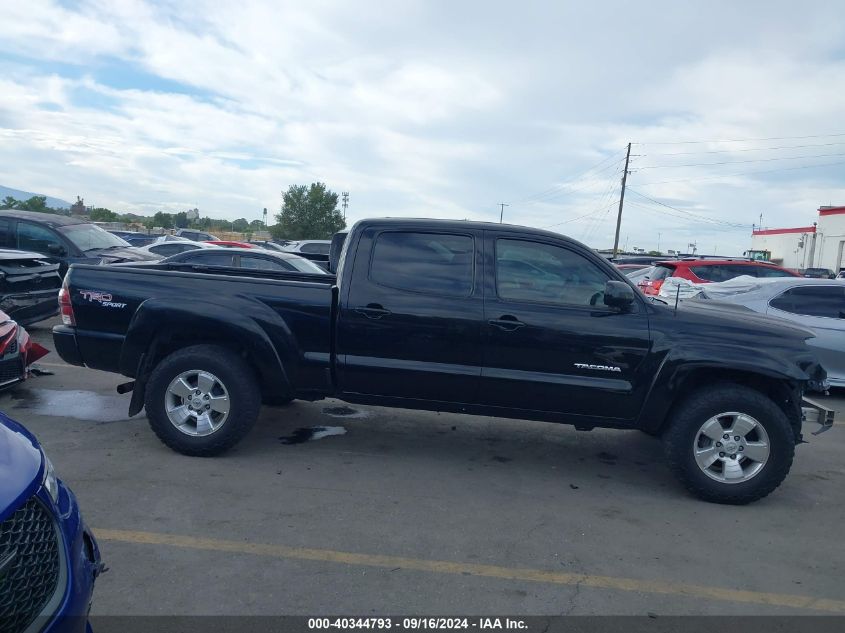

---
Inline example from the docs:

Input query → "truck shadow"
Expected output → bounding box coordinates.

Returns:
[247,400,674,497]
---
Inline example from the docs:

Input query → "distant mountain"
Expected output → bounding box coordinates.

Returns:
[0,185,72,209]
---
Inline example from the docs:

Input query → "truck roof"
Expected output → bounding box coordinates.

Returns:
[0,209,87,227]
[355,217,584,247]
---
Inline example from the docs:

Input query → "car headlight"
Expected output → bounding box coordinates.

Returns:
[42,454,60,503]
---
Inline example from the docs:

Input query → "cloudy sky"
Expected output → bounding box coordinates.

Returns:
[1,0,844,254]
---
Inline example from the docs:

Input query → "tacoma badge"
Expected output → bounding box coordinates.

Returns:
[574,363,622,372]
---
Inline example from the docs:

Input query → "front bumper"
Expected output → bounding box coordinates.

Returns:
[33,481,103,633]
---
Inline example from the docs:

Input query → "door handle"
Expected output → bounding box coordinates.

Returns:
[488,315,525,331]
[355,304,392,319]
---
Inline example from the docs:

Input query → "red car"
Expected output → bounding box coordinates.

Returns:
[638,259,800,295]
[0,309,49,388]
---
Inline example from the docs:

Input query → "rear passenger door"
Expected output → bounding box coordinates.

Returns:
[337,227,483,403]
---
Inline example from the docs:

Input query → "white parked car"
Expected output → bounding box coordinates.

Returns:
[691,277,845,388]
[130,238,221,260]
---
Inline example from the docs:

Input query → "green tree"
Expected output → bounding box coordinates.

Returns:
[90,207,118,222]
[1,196,19,209]
[19,196,49,213]
[174,212,189,228]
[271,182,345,240]
[249,219,264,230]
[232,218,249,232]
[152,211,174,229]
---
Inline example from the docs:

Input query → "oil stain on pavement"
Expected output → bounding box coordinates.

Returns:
[280,426,347,445]
[4,388,133,423]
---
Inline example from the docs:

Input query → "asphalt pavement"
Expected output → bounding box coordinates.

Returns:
[3,317,845,616]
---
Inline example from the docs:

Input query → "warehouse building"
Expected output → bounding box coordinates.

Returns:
[750,206,845,273]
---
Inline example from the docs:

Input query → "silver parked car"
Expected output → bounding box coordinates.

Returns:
[693,277,845,387]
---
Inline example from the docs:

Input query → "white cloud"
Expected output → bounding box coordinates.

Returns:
[0,0,844,253]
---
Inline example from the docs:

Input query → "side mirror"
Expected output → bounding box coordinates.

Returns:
[47,243,66,256]
[604,280,635,310]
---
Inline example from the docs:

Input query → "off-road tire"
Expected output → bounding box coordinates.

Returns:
[663,383,795,504]
[145,344,261,456]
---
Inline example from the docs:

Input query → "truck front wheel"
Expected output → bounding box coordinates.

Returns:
[144,344,261,456]
[663,384,795,504]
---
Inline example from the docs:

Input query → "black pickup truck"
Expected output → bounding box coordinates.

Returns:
[52,218,832,504]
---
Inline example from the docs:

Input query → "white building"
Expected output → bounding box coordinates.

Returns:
[750,205,845,273]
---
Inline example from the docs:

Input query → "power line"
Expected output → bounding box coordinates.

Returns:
[626,201,747,233]
[642,140,845,156]
[634,158,845,187]
[541,200,619,230]
[635,150,845,170]
[633,131,845,146]
[508,150,627,205]
[627,189,751,228]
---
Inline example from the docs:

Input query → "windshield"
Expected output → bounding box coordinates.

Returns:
[58,223,130,251]
[286,256,327,274]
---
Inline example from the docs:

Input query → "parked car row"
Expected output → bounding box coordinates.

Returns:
[0,211,333,329]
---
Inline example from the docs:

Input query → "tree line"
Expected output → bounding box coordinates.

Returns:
[1,182,347,240]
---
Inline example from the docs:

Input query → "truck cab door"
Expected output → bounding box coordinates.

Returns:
[479,232,652,421]
[336,226,484,403]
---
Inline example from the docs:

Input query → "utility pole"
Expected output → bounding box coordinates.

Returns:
[499,203,509,223]
[612,142,632,257]
[341,192,349,220]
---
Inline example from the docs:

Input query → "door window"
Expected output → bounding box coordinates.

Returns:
[370,231,474,297]
[16,222,64,254]
[0,219,12,248]
[753,265,795,278]
[185,252,235,266]
[300,242,330,255]
[769,286,845,318]
[150,243,196,257]
[496,239,609,307]
[240,255,292,271]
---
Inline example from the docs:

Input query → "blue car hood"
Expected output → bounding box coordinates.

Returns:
[0,412,43,522]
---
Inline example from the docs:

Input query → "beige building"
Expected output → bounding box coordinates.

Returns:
[750,206,845,273]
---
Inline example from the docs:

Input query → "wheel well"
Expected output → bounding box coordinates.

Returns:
[660,368,802,440]
[142,333,282,402]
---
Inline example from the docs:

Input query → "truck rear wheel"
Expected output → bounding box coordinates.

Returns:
[145,344,261,456]
[663,384,795,504]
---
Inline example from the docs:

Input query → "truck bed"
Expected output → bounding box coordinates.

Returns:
[56,263,336,399]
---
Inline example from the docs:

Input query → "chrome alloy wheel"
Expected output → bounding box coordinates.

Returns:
[165,370,231,437]
[693,412,770,484]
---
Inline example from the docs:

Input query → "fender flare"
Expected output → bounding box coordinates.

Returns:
[637,347,806,435]
[119,298,295,409]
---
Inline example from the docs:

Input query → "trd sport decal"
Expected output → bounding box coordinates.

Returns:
[79,290,127,309]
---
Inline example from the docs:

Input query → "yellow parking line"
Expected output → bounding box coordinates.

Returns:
[94,528,845,613]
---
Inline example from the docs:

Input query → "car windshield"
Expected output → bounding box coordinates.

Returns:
[286,256,327,274]
[58,223,130,251]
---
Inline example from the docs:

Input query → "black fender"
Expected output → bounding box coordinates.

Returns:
[636,342,817,436]
[119,298,295,408]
